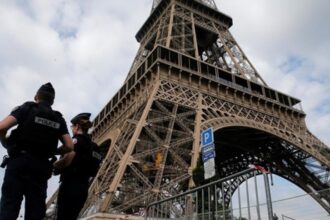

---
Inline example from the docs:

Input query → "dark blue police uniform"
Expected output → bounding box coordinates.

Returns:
[0,101,69,220]
[56,133,94,220]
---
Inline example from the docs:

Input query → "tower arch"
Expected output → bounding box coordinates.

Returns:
[201,117,330,212]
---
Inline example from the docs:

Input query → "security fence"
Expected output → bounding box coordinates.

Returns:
[145,167,275,220]
[145,168,330,220]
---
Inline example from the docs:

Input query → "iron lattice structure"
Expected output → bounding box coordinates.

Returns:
[46,0,330,218]
[153,0,217,11]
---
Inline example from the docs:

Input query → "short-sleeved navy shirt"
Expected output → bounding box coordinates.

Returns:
[60,133,92,181]
[10,101,69,136]
[72,134,91,157]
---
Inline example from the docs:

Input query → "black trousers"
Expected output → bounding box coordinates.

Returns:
[56,177,89,220]
[0,154,52,220]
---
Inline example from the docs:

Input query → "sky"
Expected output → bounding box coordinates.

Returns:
[0,0,329,219]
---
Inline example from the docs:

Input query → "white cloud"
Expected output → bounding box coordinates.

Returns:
[0,0,329,218]
[0,0,152,118]
[217,0,330,145]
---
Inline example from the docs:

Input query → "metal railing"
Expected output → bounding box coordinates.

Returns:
[145,167,275,220]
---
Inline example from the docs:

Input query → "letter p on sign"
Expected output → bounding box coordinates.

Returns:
[201,128,214,146]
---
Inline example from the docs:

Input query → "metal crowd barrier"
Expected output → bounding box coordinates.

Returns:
[145,167,275,220]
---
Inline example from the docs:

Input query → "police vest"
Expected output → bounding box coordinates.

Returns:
[12,102,62,158]
[61,134,102,180]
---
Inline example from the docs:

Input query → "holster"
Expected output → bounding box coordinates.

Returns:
[0,155,9,168]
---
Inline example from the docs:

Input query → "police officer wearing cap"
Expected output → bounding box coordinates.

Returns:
[0,82,74,220]
[54,112,96,220]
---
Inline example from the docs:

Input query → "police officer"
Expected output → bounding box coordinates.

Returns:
[0,82,74,220]
[54,112,97,220]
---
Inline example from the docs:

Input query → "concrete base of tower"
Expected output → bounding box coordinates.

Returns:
[81,213,144,220]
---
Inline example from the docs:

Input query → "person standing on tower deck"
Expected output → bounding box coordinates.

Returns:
[0,82,74,220]
[54,112,101,220]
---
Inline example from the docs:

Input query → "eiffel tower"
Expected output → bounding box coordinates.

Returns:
[46,0,330,218]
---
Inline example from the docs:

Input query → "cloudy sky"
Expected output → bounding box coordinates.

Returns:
[0,0,329,218]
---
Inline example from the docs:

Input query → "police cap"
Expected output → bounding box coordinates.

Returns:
[71,112,91,125]
[37,82,55,98]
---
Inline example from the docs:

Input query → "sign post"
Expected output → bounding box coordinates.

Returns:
[201,128,216,179]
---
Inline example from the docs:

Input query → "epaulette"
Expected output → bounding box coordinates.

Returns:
[11,101,37,112]
[22,101,37,107]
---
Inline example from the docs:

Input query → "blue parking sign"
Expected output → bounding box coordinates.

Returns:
[201,128,214,146]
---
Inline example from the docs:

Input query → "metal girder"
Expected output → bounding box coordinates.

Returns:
[153,0,217,11]
[129,164,154,189]
[154,104,178,187]
[144,126,164,145]
[132,146,163,160]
